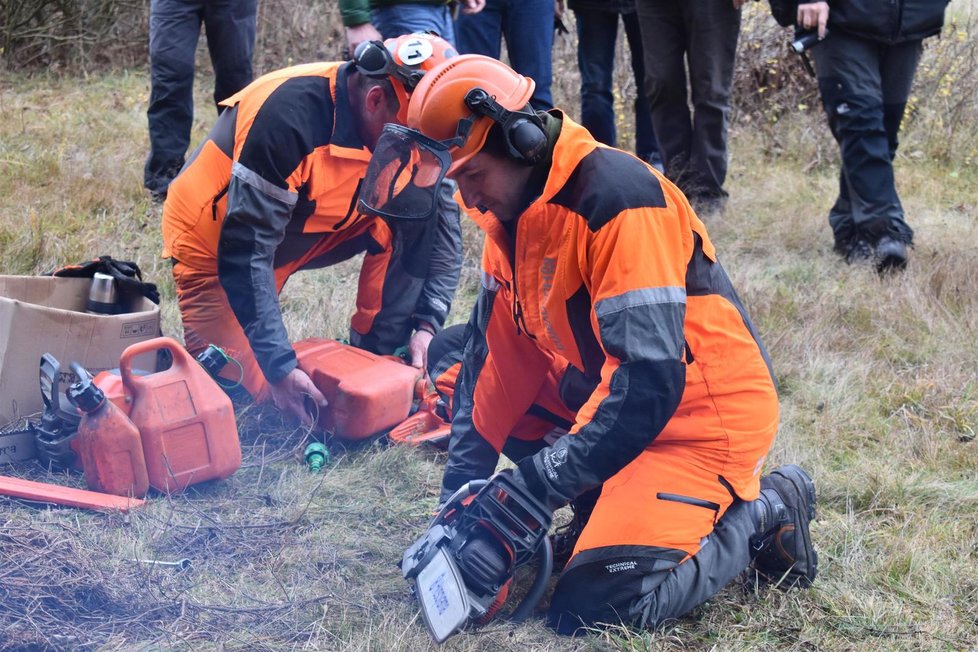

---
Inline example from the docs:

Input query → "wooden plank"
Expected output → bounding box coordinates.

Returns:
[0,475,145,512]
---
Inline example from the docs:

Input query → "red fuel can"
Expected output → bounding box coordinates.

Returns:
[294,338,423,440]
[68,364,149,498]
[119,337,241,493]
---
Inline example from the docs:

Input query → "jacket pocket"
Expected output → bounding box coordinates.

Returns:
[656,492,721,512]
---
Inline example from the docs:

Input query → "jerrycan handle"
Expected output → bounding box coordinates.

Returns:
[119,336,192,391]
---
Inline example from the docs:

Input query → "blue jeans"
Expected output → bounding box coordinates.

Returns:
[455,0,554,110]
[144,0,256,195]
[371,3,456,45]
[575,8,661,167]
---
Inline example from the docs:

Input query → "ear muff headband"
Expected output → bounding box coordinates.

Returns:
[464,88,547,165]
[354,40,425,91]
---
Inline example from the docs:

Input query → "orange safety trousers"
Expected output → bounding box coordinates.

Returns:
[430,332,777,560]
[172,214,393,401]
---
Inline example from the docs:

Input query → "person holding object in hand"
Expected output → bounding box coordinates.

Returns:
[361,55,818,635]
[161,34,463,425]
[784,0,949,271]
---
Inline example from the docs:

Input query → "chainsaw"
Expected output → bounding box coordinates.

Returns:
[400,471,553,644]
[35,353,83,469]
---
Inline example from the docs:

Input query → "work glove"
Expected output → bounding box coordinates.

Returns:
[514,439,580,513]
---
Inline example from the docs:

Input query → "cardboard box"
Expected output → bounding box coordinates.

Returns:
[0,425,35,464]
[0,276,161,436]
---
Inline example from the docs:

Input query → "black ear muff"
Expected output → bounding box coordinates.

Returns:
[464,88,548,165]
[508,116,547,165]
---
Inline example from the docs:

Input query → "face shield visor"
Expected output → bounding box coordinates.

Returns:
[358,124,460,221]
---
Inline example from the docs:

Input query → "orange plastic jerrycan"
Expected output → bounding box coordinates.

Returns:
[294,338,423,440]
[67,362,149,498]
[120,337,241,493]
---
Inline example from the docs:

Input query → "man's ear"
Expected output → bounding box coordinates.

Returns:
[363,84,394,117]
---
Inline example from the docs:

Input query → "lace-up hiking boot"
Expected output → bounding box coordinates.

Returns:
[874,235,909,273]
[750,465,818,588]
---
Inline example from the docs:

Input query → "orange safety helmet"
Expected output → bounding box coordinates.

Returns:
[353,32,458,124]
[406,54,538,172]
[359,55,547,222]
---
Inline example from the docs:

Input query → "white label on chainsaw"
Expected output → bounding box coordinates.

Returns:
[398,37,434,67]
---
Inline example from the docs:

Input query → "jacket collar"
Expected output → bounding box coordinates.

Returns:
[330,61,370,157]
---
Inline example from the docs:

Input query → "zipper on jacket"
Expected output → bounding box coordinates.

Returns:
[512,290,535,339]
[211,186,229,220]
[509,217,535,339]
[333,177,364,230]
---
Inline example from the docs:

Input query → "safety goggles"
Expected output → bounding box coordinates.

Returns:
[353,40,425,92]
[358,124,461,221]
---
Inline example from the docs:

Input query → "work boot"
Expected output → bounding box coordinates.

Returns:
[844,238,874,265]
[874,235,909,273]
[750,464,818,588]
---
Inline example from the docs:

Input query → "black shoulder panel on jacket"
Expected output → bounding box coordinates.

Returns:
[239,76,334,190]
[550,147,666,232]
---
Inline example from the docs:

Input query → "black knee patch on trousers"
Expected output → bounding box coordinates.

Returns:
[546,545,686,635]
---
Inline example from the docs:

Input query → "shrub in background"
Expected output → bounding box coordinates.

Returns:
[0,0,146,70]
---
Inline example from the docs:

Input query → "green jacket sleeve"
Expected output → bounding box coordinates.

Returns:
[339,0,371,27]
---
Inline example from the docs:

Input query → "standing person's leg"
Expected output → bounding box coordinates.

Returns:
[574,8,620,147]
[145,0,204,198]
[501,0,555,110]
[634,0,693,191]
[874,39,923,267]
[622,9,661,168]
[203,0,257,110]
[813,33,917,268]
[684,0,741,204]
[371,3,457,45]
[455,0,504,59]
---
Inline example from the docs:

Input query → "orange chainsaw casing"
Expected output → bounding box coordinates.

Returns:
[387,388,452,447]
[294,338,424,441]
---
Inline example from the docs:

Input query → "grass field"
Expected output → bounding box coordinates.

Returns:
[1,4,977,651]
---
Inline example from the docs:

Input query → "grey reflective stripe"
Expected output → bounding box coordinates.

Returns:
[231,161,298,206]
[597,290,686,364]
[594,286,686,318]
[481,271,501,291]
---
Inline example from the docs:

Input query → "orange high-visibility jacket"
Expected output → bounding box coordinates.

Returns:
[162,61,462,383]
[443,114,779,510]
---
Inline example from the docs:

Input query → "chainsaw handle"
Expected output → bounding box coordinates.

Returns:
[429,479,488,527]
